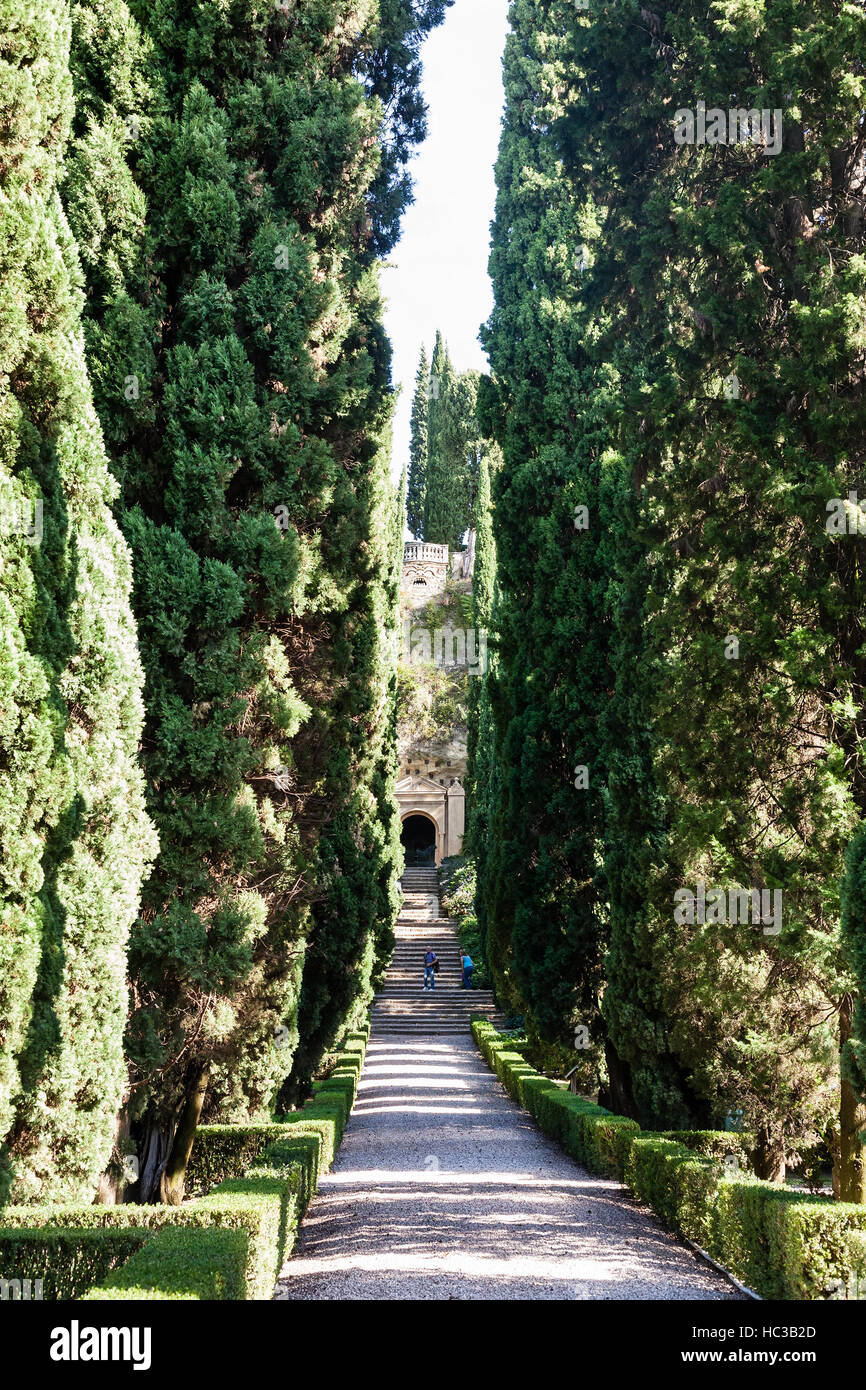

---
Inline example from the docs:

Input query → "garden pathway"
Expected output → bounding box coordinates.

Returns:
[273,1033,742,1300]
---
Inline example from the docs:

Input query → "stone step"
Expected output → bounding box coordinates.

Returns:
[371,1024,506,1035]
[387,963,463,971]
[387,965,463,972]
[391,939,459,946]
[374,1022,499,1033]
[372,874,501,1038]
[377,980,489,988]
[372,993,495,1003]
[372,1016,503,1025]
[372,1010,499,1019]
[380,978,483,984]
[371,1019,499,1027]
[381,981,469,988]
[379,974,474,981]
[387,956,464,962]
[372,1006,500,1017]
[371,1008,499,1018]
[385,959,464,965]
[390,943,461,950]
[384,965,465,972]
[385,963,464,969]
[388,960,463,966]
[373,991,493,1000]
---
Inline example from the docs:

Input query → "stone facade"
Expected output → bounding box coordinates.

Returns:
[395,774,465,866]
[396,537,476,860]
[400,541,449,608]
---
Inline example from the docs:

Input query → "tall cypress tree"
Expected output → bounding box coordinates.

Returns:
[0,0,155,1204]
[62,0,447,1196]
[424,348,483,550]
[424,329,450,540]
[652,0,864,1176]
[464,446,497,979]
[406,343,429,538]
[552,0,866,1162]
[478,0,610,1049]
[465,447,494,838]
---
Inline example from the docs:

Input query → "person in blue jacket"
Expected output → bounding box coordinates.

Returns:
[423,948,437,990]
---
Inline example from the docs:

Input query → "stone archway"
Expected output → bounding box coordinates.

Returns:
[400,811,438,866]
[394,774,464,866]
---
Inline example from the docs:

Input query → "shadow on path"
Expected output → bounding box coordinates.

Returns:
[275,1038,744,1301]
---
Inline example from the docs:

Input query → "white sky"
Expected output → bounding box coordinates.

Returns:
[382,0,511,484]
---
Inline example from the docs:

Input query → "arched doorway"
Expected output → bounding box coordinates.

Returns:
[401,813,437,866]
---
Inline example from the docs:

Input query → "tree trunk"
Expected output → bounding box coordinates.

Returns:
[602,1039,639,1120]
[95,1107,132,1205]
[752,1123,786,1181]
[135,1117,175,1204]
[835,995,866,1203]
[160,1064,210,1206]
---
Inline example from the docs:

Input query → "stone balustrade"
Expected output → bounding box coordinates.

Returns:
[403,541,448,564]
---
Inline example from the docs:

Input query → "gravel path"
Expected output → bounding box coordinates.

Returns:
[274,1036,742,1301]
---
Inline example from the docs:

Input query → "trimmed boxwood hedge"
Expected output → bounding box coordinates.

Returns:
[0,1228,150,1300]
[0,1143,301,1301]
[84,1228,250,1301]
[183,1033,368,1196]
[185,1124,289,1198]
[1,1029,369,1300]
[472,1019,866,1300]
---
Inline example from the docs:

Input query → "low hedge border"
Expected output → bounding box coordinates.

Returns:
[472,1019,866,1300]
[0,1228,150,1300]
[0,1155,302,1302]
[0,1027,369,1301]
[84,1227,250,1301]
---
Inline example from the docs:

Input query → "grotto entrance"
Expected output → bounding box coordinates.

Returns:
[401,813,437,866]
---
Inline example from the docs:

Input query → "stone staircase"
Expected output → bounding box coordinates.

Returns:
[370,867,506,1036]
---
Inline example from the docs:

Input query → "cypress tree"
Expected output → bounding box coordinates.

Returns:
[61,0,446,1194]
[478,0,610,1049]
[0,0,155,1204]
[479,0,865,1152]
[841,828,866,1202]
[553,0,866,1157]
[424,340,482,551]
[406,343,429,539]
[464,446,496,978]
[465,447,495,843]
[423,329,450,543]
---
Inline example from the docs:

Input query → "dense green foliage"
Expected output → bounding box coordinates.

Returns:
[473,0,866,1183]
[0,1228,149,1300]
[406,344,429,537]
[405,328,496,547]
[476,0,611,1066]
[0,0,156,1205]
[464,443,497,978]
[438,857,490,989]
[52,0,446,1198]
[424,333,484,548]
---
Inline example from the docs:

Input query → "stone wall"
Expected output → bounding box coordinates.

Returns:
[400,541,449,607]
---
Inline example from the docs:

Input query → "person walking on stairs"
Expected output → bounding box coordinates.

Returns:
[461,952,474,989]
[423,947,438,990]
